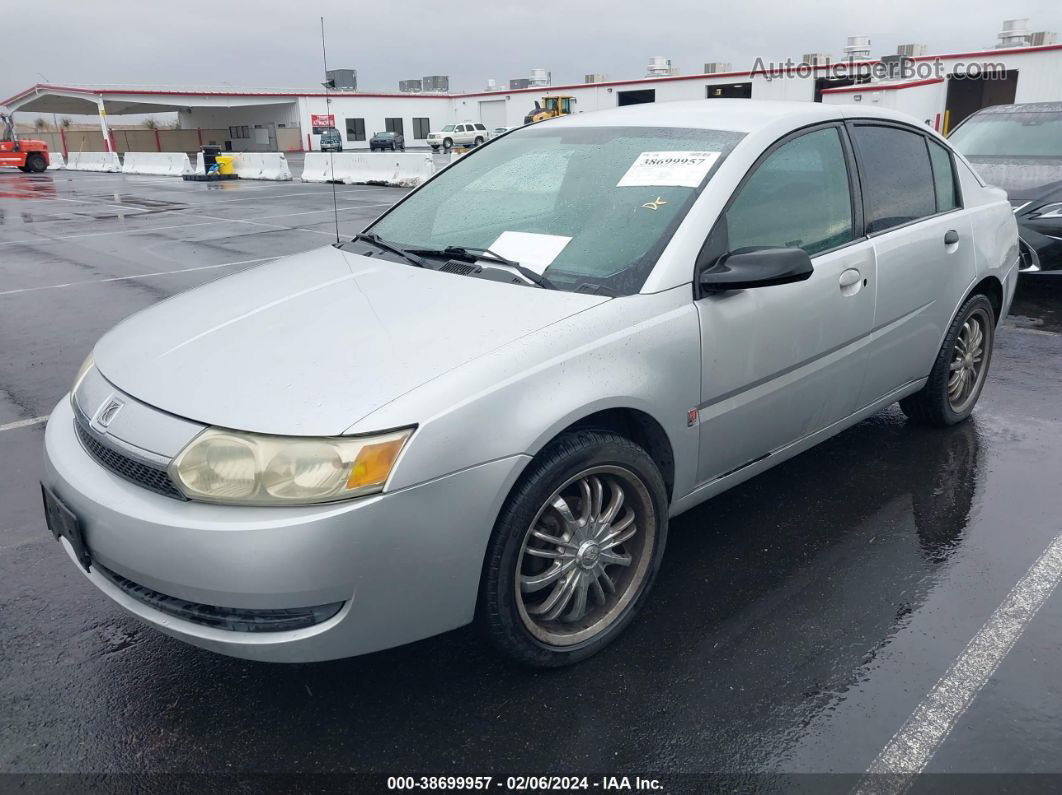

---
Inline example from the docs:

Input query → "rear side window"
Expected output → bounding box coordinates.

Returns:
[474,124,487,131]
[725,127,855,256]
[851,125,936,234]
[927,140,960,212]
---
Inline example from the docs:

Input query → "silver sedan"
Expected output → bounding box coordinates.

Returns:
[43,100,1019,666]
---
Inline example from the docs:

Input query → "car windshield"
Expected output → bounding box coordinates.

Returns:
[368,125,744,295]
[949,109,1062,157]
[376,132,394,137]
[441,125,456,132]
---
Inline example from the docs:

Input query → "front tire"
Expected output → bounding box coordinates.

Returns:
[443,137,453,150]
[25,154,47,173]
[478,430,668,667]
[900,293,996,426]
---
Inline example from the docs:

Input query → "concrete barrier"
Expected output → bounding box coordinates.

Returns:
[65,152,121,172]
[300,152,434,187]
[231,152,292,181]
[47,152,65,170]
[122,152,193,176]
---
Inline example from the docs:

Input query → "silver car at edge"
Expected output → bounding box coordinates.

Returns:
[42,100,1019,667]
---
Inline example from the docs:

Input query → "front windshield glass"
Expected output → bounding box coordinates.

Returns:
[369,125,744,294]
[441,125,456,132]
[949,110,1062,157]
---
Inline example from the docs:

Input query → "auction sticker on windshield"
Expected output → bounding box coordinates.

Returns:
[617,151,721,188]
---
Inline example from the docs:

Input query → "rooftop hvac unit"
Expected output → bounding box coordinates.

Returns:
[844,35,871,60]
[325,68,357,91]
[529,68,550,86]
[896,43,928,57]
[802,53,832,66]
[646,56,673,77]
[997,19,1031,48]
[584,73,608,83]
[703,62,732,74]
[399,79,422,93]
[510,78,531,90]
[1030,31,1058,46]
[422,75,450,93]
[485,79,498,91]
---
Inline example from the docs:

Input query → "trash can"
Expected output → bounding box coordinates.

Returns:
[201,145,222,174]
[214,155,235,175]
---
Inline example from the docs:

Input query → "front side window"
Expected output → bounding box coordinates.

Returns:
[369,125,744,295]
[724,127,854,256]
[851,124,936,234]
[927,140,960,212]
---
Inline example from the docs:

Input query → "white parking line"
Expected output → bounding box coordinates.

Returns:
[0,415,49,433]
[856,533,1062,794]
[0,256,276,297]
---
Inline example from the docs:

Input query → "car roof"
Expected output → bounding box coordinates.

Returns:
[549,98,927,134]
[968,101,1062,116]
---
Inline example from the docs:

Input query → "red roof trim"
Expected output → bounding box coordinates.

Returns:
[4,43,1060,107]
[821,77,946,94]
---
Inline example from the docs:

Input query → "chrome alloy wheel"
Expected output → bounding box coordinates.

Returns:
[515,465,655,647]
[948,310,990,413]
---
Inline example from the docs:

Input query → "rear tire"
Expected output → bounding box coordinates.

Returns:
[478,430,668,667]
[25,154,47,173]
[900,293,995,426]
[474,136,484,146]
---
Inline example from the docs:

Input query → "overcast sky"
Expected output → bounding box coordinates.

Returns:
[5,0,1061,103]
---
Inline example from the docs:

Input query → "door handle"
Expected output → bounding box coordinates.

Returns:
[839,268,863,296]
[944,229,960,245]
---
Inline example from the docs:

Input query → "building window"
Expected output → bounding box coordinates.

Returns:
[228,126,250,139]
[617,89,655,106]
[345,118,365,141]
[385,117,405,136]
[413,117,431,139]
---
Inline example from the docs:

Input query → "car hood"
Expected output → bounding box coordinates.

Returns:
[94,246,606,436]
[965,156,1062,201]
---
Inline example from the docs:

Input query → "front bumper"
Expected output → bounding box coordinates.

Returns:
[43,398,529,662]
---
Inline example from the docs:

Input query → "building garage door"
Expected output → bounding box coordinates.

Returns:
[479,99,507,129]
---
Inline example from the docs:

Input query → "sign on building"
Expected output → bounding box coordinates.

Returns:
[311,114,336,133]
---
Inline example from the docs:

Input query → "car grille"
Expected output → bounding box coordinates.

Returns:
[96,564,345,633]
[73,409,186,500]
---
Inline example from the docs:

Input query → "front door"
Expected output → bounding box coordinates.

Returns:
[694,124,876,484]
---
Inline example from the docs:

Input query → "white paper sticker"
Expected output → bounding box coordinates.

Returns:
[482,231,572,274]
[617,151,722,188]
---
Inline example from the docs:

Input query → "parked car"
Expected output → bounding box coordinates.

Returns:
[43,101,1017,669]
[949,102,1062,275]
[370,131,405,152]
[319,127,343,152]
[427,122,488,150]
[492,126,513,137]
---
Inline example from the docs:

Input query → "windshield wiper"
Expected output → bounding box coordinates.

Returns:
[410,244,558,290]
[348,233,427,268]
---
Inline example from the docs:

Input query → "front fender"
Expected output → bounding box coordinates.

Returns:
[352,285,702,501]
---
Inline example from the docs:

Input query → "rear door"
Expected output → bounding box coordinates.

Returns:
[694,124,877,484]
[847,122,977,406]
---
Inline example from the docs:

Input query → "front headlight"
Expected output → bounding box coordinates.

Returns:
[170,427,413,505]
[70,352,94,404]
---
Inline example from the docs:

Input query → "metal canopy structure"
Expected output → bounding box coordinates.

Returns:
[2,84,306,115]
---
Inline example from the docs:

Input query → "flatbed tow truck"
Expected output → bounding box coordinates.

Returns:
[0,113,52,172]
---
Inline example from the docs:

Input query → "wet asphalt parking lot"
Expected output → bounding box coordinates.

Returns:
[1,162,1061,788]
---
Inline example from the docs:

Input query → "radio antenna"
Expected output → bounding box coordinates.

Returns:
[320,16,341,246]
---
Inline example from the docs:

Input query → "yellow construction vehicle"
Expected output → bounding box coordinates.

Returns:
[523,95,576,124]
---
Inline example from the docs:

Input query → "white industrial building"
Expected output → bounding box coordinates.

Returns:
[4,19,1061,155]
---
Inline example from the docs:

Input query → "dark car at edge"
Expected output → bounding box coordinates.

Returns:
[949,102,1062,276]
